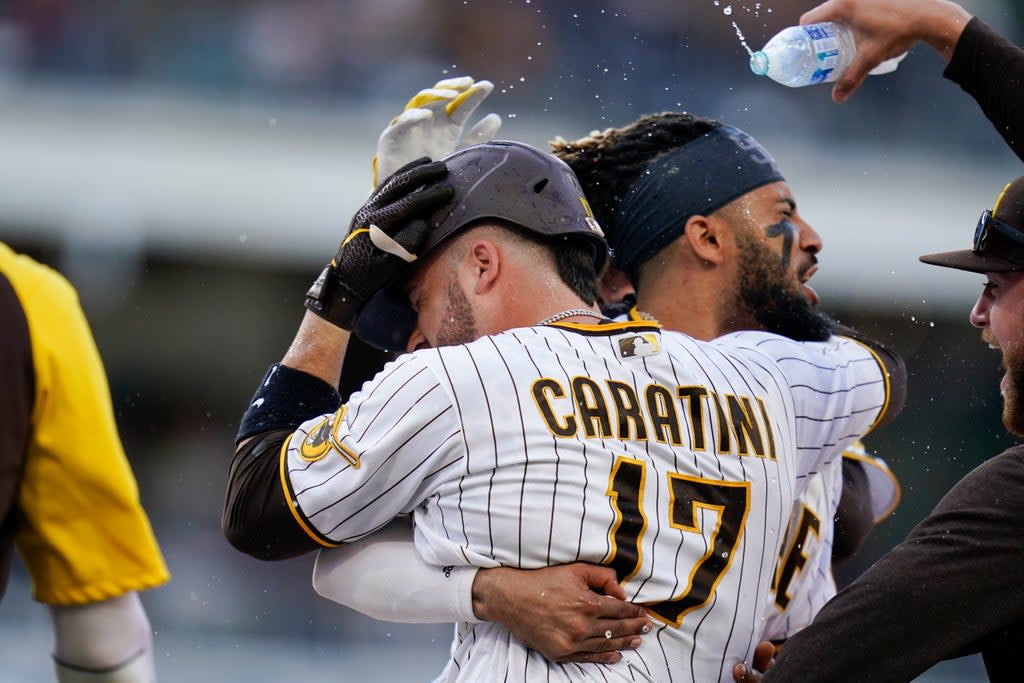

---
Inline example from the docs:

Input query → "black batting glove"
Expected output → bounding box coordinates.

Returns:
[305,157,453,329]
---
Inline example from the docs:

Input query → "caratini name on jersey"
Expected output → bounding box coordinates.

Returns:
[532,377,776,459]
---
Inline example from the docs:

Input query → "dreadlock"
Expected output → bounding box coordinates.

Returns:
[549,112,721,243]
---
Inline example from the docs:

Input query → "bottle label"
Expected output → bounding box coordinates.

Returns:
[802,24,840,83]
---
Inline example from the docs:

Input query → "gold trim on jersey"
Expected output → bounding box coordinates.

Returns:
[839,336,891,433]
[329,405,361,469]
[545,319,661,335]
[842,449,901,523]
[627,306,660,324]
[279,437,338,548]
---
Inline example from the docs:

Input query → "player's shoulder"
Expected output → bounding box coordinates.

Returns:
[713,329,816,352]
[976,445,1024,483]
[413,320,668,367]
[0,243,80,322]
[713,330,877,366]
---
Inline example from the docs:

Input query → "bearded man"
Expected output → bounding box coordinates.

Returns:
[735,175,1024,682]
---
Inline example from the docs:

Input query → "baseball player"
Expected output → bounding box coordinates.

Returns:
[223,140,903,681]
[311,78,902,659]
[736,178,1024,683]
[1,242,170,682]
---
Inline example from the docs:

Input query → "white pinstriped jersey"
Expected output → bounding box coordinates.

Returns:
[617,312,850,645]
[760,456,841,642]
[283,320,889,682]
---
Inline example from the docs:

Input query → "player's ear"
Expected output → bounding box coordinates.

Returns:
[405,327,429,353]
[684,215,726,266]
[468,239,500,295]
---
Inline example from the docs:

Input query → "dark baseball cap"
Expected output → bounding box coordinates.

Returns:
[354,140,610,351]
[920,175,1024,272]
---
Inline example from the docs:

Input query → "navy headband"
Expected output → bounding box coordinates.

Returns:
[611,124,785,276]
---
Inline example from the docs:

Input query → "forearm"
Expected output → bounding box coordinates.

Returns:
[312,517,481,623]
[281,310,352,388]
[50,593,156,683]
[944,17,1024,162]
[225,315,351,559]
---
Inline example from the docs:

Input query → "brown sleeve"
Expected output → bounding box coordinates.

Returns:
[222,429,324,561]
[0,271,33,597]
[831,458,873,562]
[944,17,1024,163]
[765,447,1024,682]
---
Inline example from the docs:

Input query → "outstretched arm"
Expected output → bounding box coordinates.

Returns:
[313,521,652,664]
[761,449,1024,681]
[800,0,972,102]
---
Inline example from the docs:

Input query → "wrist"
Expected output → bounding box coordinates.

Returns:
[471,567,503,622]
[304,264,361,330]
[922,1,973,61]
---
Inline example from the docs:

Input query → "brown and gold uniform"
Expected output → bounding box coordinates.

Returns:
[0,243,168,606]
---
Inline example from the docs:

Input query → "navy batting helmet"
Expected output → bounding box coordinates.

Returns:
[355,140,609,351]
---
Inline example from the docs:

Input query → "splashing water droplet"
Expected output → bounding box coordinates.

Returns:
[732,21,752,55]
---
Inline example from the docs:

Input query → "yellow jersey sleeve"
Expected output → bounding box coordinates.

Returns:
[2,244,169,605]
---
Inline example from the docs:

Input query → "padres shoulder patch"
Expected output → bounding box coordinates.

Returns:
[299,416,333,461]
[297,407,362,468]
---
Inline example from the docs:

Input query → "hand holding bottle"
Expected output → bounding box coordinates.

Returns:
[798,0,973,102]
[750,22,906,89]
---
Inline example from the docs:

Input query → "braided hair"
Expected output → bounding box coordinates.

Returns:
[549,112,721,250]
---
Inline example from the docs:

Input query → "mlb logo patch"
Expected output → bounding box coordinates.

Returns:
[618,333,660,358]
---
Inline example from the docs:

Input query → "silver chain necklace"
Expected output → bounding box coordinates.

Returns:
[536,308,609,326]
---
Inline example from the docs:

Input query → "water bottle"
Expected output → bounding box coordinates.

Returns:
[750,22,906,88]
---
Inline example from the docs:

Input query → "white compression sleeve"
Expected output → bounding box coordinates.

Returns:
[50,592,156,683]
[312,516,481,623]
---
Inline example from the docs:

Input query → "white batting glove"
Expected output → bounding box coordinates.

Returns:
[372,76,503,187]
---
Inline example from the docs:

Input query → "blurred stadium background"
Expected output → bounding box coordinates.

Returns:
[1,0,1021,680]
